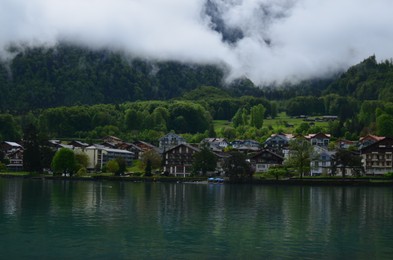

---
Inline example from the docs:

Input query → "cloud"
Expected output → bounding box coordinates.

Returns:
[1,0,393,85]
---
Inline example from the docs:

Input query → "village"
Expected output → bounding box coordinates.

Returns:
[1,131,392,178]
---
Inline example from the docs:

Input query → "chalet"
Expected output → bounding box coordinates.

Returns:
[158,133,186,153]
[310,146,334,176]
[162,143,199,177]
[68,140,89,150]
[5,150,24,171]
[360,137,393,175]
[263,133,294,154]
[201,138,229,152]
[0,141,23,154]
[0,142,24,171]
[102,136,123,145]
[231,140,261,153]
[305,133,331,147]
[129,141,161,159]
[85,144,134,170]
[358,134,385,149]
[336,139,357,150]
[249,149,284,173]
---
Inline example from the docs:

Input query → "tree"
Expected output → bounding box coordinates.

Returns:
[376,113,393,137]
[74,152,89,172]
[223,151,253,182]
[115,157,126,176]
[266,166,287,180]
[285,139,314,178]
[141,149,162,170]
[331,149,364,178]
[145,159,152,176]
[249,104,266,129]
[51,148,76,176]
[192,145,218,176]
[106,160,119,175]
[232,108,244,128]
[23,124,43,172]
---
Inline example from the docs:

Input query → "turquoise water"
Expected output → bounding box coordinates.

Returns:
[0,178,393,259]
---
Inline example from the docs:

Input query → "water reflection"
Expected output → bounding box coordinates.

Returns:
[0,179,393,258]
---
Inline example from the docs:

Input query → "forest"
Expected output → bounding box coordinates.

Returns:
[1,44,393,143]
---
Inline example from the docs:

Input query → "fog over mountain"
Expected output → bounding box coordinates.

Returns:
[1,0,393,85]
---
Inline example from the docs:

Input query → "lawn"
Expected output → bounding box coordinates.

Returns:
[214,112,330,134]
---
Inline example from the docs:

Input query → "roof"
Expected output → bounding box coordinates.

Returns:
[250,149,284,160]
[304,133,331,139]
[163,143,200,154]
[359,134,385,142]
[4,141,22,148]
[158,132,185,141]
[86,144,133,154]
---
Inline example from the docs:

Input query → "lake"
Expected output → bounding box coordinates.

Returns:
[1,178,393,259]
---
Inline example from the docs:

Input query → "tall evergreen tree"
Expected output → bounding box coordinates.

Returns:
[23,124,42,173]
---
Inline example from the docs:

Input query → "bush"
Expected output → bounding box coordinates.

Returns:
[384,172,393,179]
[76,167,88,177]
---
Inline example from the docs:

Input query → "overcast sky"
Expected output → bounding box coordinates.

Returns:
[1,0,393,85]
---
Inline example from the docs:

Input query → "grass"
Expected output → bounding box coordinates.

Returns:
[0,171,32,176]
[264,112,329,133]
[213,112,330,134]
[213,120,232,133]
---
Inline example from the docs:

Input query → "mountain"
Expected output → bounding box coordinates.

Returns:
[0,44,230,112]
[324,56,393,101]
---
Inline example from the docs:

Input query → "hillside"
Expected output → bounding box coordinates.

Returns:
[324,56,393,100]
[0,44,232,112]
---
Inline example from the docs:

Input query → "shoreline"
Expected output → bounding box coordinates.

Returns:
[1,173,393,186]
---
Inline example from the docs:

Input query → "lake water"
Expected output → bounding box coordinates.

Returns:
[0,178,393,259]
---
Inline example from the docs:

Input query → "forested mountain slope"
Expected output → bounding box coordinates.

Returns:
[0,44,230,112]
[324,56,393,100]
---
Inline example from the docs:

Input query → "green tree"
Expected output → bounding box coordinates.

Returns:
[192,145,218,176]
[74,152,89,172]
[115,157,126,176]
[106,160,119,175]
[266,165,287,180]
[223,151,253,182]
[23,124,43,173]
[331,149,364,178]
[285,139,314,178]
[145,159,152,176]
[376,113,393,137]
[141,149,162,170]
[232,108,244,128]
[249,104,266,129]
[51,148,76,176]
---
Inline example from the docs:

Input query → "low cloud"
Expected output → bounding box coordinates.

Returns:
[1,0,393,85]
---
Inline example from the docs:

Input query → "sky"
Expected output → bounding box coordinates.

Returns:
[1,0,393,85]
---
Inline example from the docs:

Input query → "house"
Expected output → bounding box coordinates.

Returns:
[68,140,89,150]
[47,140,74,151]
[305,133,331,147]
[162,143,200,177]
[85,144,134,170]
[263,133,294,155]
[0,142,24,171]
[5,150,24,171]
[158,133,186,153]
[360,137,393,175]
[310,146,334,176]
[231,140,261,153]
[129,140,161,159]
[336,139,357,150]
[249,149,284,173]
[201,138,229,152]
[102,136,123,145]
[0,141,23,154]
[358,134,385,149]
